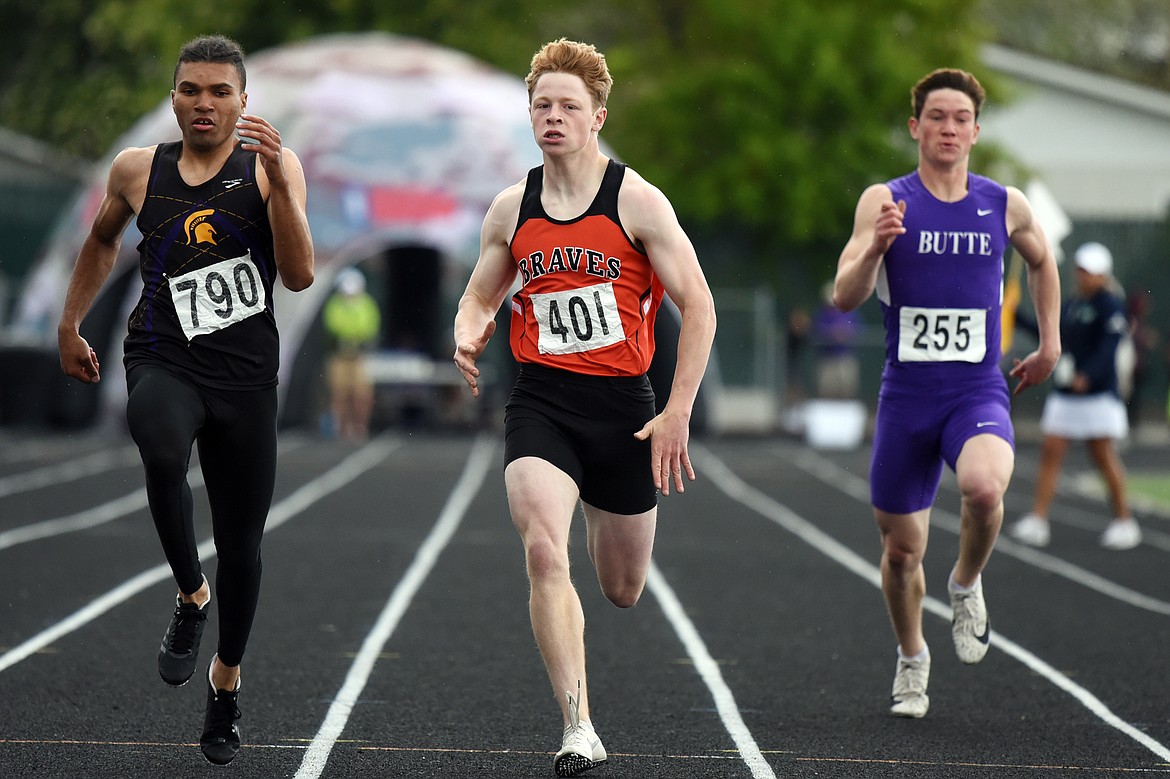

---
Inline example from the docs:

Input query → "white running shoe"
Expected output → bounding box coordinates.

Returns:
[553,682,607,777]
[950,577,990,664]
[890,650,930,718]
[1100,518,1142,550]
[1009,513,1051,547]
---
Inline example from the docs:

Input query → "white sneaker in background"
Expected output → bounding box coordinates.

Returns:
[1100,518,1142,550]
[1009,513,1051,547]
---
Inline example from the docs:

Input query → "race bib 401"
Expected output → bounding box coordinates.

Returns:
[897,306,987,363]
[530,282,626,355]
[168,252,267,342]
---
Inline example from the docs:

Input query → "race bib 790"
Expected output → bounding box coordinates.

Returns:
[897,306,987,363]
[168,252,266,342]
[530,282,626,355]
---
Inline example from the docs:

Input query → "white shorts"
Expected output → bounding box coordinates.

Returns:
[1039,392,1128,440]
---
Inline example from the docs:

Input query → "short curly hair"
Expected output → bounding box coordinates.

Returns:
[525,38,612,110]
[174,35,247,91]
[911,68,985,119]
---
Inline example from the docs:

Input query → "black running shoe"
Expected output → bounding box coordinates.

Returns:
[200,670,242,765]
[157,596,208,686]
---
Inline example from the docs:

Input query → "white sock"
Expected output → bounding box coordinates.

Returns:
[195,574,211,608]
[948,572,980,594]
[897,645,929,663]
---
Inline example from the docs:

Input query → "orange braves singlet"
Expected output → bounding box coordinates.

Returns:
[508,160,664,376]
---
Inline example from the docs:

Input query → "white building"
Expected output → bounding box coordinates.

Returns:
[980,43,1170,222]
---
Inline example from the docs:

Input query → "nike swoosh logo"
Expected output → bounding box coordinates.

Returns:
[977,208,993,216]
[976,421,999,428]
[974,619,990,645]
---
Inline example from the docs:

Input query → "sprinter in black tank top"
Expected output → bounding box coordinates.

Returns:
[126,140,279,389]
[57,35,314,766]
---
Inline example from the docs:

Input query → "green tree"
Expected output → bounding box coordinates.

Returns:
[596,1,991,255]
[359,0,997,271]
[979,0,1170,90]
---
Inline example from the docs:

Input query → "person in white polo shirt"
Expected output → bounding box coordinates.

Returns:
[1010,241,1140,550]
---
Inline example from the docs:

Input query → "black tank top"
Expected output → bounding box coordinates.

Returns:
[124,142,279,389]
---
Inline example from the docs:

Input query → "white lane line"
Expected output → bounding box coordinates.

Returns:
[0,446,140,498]
[647,563,778,779]
[0,439,307,552]
[0,438,400,674]
[695,443,1170,764]
[293,434,495,779]
[795,450,1170,616]
[0,489,152,551]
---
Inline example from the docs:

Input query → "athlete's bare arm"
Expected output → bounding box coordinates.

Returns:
[244,114,314,292]
[57,147,152,384]
[619,170,716,495]
[834,184,904,312]
[1005,185,1061,394]
[454,182,524,397]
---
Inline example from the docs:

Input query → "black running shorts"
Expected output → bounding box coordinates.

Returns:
[504,363,658,515]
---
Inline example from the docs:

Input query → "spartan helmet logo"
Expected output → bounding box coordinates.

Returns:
[184,209,218,246]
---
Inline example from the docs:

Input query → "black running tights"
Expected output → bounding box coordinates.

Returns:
[126,365,277,668]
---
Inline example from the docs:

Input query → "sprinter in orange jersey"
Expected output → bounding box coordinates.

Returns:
[453,38,716,778]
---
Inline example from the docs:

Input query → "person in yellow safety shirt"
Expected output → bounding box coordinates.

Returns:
[323,268,381,440]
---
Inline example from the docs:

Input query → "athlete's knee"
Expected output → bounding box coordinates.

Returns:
[600,578,644,609]
[521,532,569,582]
[958,470,1007,517]
[137,444,191,486]
[883,545,923,574]
[215,543,262,577]
[881,532,925,573]
[593,546,651,607]
[128,405,194,476]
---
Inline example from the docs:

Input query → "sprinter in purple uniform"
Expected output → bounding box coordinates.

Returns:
[833,69,1061,719]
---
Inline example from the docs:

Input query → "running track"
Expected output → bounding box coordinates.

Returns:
[1,427,1168,778]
